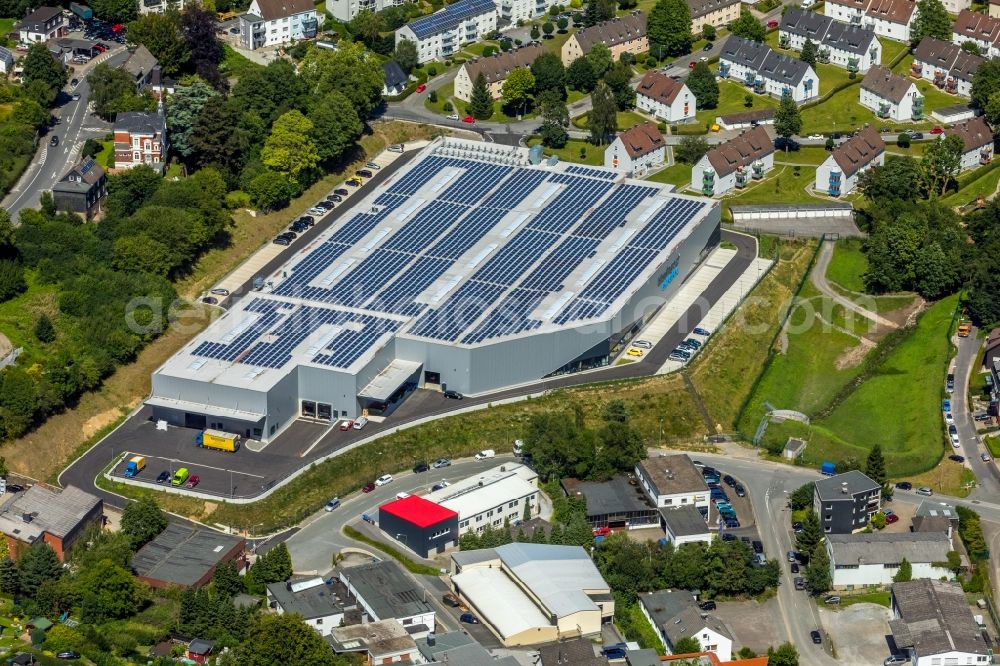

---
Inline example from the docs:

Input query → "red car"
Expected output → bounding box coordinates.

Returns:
[688,61,696,68]
[931,126,944,134]
[185,475,200,489]
[361,482,376,493]
[462,116,475,123]
[416,84,426,93]
[767,19,778,28]
[885,513,899,524]
[339,419,353,431]
[593,526,611,537]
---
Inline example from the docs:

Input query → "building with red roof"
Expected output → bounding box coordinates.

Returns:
[378,495,459,558]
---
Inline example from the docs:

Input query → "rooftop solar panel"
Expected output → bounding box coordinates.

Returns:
[406,0,497,40]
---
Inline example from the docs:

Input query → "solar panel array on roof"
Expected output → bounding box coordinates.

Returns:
[565,165,618,180]
[406,0,496,39]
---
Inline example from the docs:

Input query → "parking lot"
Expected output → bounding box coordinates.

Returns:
[110,452,270,497]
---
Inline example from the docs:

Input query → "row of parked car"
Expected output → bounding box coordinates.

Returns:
[700,464,744,528]
[272,163,381,246]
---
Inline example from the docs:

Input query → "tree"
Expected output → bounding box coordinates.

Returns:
[79,560,144,623]
[542,21,554,37]
[648,0,692,58]
[589,81,617,145]
[539,89,569,148]
[729,9,766,43]
[703,24,716,41]
[858,156,922,206]
[961,40,983,56]
[247,171,297,211]
[800,38,817,66]
[167,79,218,158]
[213,560,244,598]
[744,92,754,108]
[189,96,249,176]
[972,59,1000,110]
[0,558,17,594]
[120,496,168,550]
[181,5,226,89]
[233,614,347,666]
[893,557,912,583]
[88,63,154,119]
[308,91,363,163]
[687,62,719,109]
[788,482,814,510]
[502,67,536,116]
[586,43,613,78]
[910,0,951,46]
[921,134,963,195]
[673,636,701,653]
[774,92,802,141]
[865,444,887,487]
[127,12,190,75]
[531,52,567,99]
[676,135,710,164]
[531,24,541,40]
[263,110,320,178]
[394,39,418,74]
[91,0,137,22]
[34,314,55,343]
[567,56,598,91]
[557,16,569,31]
[767,642,799,666]
[603,62,636,109]
[805,542,831,594]
[795,512,821,558]
[22,43,68,94]
[584,0,615,25]
[18,543,62,596]
[468,72,494,120]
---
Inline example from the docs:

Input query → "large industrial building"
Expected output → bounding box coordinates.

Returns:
[147,139,720,443]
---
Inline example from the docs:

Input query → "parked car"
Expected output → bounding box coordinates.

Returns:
[462,116,475,123]
[56,652,81,660]
[432,458,451,468]
[334,188,349,196]
[627,348,644,357]
[339,419,353,431]
[681,338,702,350]
[767,19,778,27]
[416,83,426,93]
[703,42,713,51]
[734,483,746,497]
[885,513,899,524]
[723,474,736,487]
[185,475,200,488]
[593,526,612,537]
[930,126,943,134]
[752,540,763,554]
[698,600,716,610]
[475,449,496,460]
[210,288,230,296]
[361,481,375,493]
[895,481,912,490]
[633,339,652,349]
[156,471,170,484]
[883,655,909,665]
[366,161,381,170]
[443,390,463,399]
[413,461,430,473]
[910,131,924,139]
[721,533,736,541]
[201,296,218,304]
[307,207,326,216]
[50,135,59,146]
[356,169,373,178]
[324,497,340,511]
[811,630,822,644]
[787,550,798,562]
[949,454,965,463]
[945,412,954,424]
[916,486,933,496]
[668,351,689,362]
[353,417,368,429]
[693,327,711,336]
[388,144,404,153]
[794,577,806,590]
[432,481,451,491]
[942,399,951,411]
[459,613,479,624]
[72,92,81,100]
[983,452,992,462]
[723,518,740,528]
[375,474,394,486]
[273,236,290,246]
[447,113,459,120]
[824,595,841,604]
[443,593,461,607]
[790,562,800,573]
[602,645,627,660]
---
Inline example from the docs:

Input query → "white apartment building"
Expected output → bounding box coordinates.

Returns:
[328,0,405,22]
[824,0,915,42]
[453,44,544,102]
[911,36,984,98]
[423,462,539,535]
[395,0,498,64]
[816,126,885,197]
[953,8,1000,59]
[719,36,819,102]
[497,0,560,24]
[779,8,881,72]
[827,532,954,589]
[944,116,994,172]
[17,7,64,43]
[604,122,667,176]
[634,70,696,123]
[692,125,776,197]
[239,0,318,50]
[860,65,922,121]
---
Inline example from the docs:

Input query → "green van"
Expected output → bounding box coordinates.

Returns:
[171,467,190,486]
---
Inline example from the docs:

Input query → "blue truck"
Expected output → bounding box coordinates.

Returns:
[821,461,836,476]
[70,2,93,20]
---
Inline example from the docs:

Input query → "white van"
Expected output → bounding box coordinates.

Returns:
[353,417,369,430]
[513,439,524,455]
[475,449,495,460]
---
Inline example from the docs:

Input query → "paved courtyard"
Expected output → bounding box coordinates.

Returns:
[819,602,893,664]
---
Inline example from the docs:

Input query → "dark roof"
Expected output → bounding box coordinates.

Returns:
[338,560,433,621]
[944,116,994,152]
[704,125,774,177]
[638,590,733,646]
[405,0,497,40]
[823,21,877,57]
[721,35,770,71]
[53,158,105,194]
[891,579,988,657]
[266,577,347,620]
[561,476,655,517]
[131,522,244,587]
[659,504,710,537]
[416,630,520,666]
[615,122,665,159]
[780,7,832,42]
[17,6,62,31]
[187,639,214,656]
[123,45,158,81]
[861,65,915,104]
[827,531,951,565]
[911,515,952,533]
[635,70,687,106]
[379,494,457,528]
[722,36,812,87]
[687,0,739,20]
[538,637,608,666]
[0,484,101,543]
[913,36,960,70]
[814,470,879,500]
[865,0,916,25]
[953,8,1000,46]
[382,61,407,88]
[636,454,708,496]
[914,500,958,521]
[574,12,646,52]
[463,44,544,85]
[718,107,775,125]
[252,0,314,20]
[951,49,985,83]
[114,111,166,136]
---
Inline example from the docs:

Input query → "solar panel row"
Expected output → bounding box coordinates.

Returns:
[519,236,600,292]
[406,0,496,39]
[408,279,506,341]
[565,165,618,181]
[628,198,704,251]
[461,287,546,344]
[368,255,452,316]
[480,170,548,209]
[575,185,657,240]
[438,162,512,205]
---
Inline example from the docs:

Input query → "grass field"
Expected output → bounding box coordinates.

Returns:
[826,238,868,292]
[906,460,976,497]
[774,145,834,166]
[723,165,819,207]
[572,110,652,131]
[0,18,14,47]
[694,80,778,129]
[942,162,1000,207]
[219,44,263,78]
[526,137,605,165]
[646,161,692,189]
[424,82,455,115]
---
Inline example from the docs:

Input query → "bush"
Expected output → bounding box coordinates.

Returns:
[0,260,26,303]
[427,65,437,76]
[897,134,910,149]
[443,101,453,112]
[646,56,657,67]
[428,90,438,103]
[224,190,252,209]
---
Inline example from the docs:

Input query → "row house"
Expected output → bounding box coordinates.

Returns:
[911,36,985,97]
[560,12,647,66]
[952,8,1000,59]
[688,0,740,35]
[691,125,775,197]
[823,0,915,43]
[396,0,497,64]
[719,36,819,102]
[453,44,544,101]
[943,116,994,172]
[779,8,881,73]
[634,70,696,123]
[860,64,922,121]
[816,126,885,197]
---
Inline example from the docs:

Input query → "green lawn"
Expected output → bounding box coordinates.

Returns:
[542,29,573,56]
[424,82,455,115]
[879,38,909,66]
[723,165,819,207]
[893,56,966,114]
[572,110,653,131]
[220,44,263,79]
[826,238,868,292]
[774,145,834,166]
[0,18,14,47]
[526,137,605,165]
[942,162,1000,207]
[645,161,692,189]
[694,80,779,130]
[567,88,587,104]
[765,32,851,95]
[95,139,114,169]
[831,591,891,608]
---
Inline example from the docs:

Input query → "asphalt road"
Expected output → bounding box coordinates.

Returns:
[1,50,123,219]
[953,327,1000,497]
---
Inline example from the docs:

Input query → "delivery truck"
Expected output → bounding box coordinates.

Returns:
[124,455,145,478]
[958,321,972,337]
[196,429,240,452]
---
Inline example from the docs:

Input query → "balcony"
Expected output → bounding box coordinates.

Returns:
[829,170,841,184]
[913,96,924,120]
[702,183,714,196]
[946,78,957,93]
[743,71,755,86]
[910,62,921,76]
[752,160,765,178]
[779,34,790,48]
[753,79,765,94]
[981,149,993,165]
[847,57,859,73]
[441,31,456,43]
[301,16,317,37]
[719,62,730,78]
[877,103,890,119]
[702,169,715,185]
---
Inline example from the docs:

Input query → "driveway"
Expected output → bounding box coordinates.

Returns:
[819,603,893,664]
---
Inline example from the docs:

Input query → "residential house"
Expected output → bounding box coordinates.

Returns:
[953,8,1000,59]
[691,125,775,196]
[823,0,869,28]
[860,65,922,121]
[816,126,885,196]
[497,0,562,25]
[328,0,405,22]
[890,579,990,665]
[121,45,159,92]
[185,640,214,665]
[814,470,881,533]
[266,577,347,636]
[0,484,102,561]
[139,0,186,15]
[328,619,424,664]
[395,0,498,65]
[688,0,740,35]
[16,7,65,43]
[338,560,435,638]
[942,0,972,13]
[719,36,819,102]
[52,157,107,219]
[635,70,696,123]
[454,44,544,102]
[911,37,985,97]
[827,532,953,589]
[659,504,712,546]
[863,0,917,43]
[382,60,408,96]
[634,454,711,511]
[239,0,318,51]
[604,122,666,176]
[561,12,647,66]
[716,107,775,130]
[538,637,609,666]
[780,8,881,72]
[943,115,994,171]
[983,327,1000,372]
[639,590,734,662]
[415,631,522,666]
[0,46,13,74]
[561,476,659,530]
[113,112,167,171]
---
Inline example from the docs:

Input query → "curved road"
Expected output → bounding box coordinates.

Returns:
[811,240,899,331]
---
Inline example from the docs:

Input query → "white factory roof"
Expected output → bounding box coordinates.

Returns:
[424,463,537,520]
[452,566,552,638]
[497,543,608,618]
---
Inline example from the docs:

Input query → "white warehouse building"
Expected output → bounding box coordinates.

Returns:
[423,462,539,535]
[827,532,954,590]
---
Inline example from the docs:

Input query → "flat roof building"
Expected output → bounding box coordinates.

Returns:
[131,522,246,589]
[635,454,709,509]
[659,504,711,545]
[814,470,881,534]
[147,138,720,444]
[378,494,459,557]
[561,475,658,529]
[338,559,435,638]
[451,543,614,646]
[0,484,102,561]
[266,576,348,636]
[424,462,539,535]
[890,579,989,665]
[328,619,420,663]
[415,630,521,665]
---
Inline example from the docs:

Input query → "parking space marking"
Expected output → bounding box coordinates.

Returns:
[120,452,266,479]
